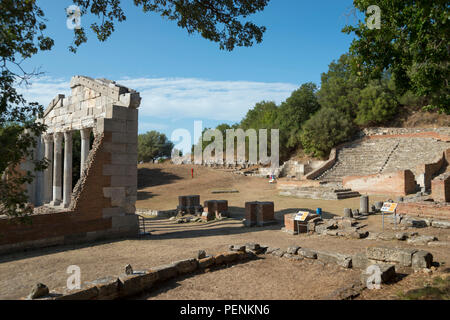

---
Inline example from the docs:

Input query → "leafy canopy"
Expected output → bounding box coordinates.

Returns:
[70,0,270,52]
[138,131,174,162]
[343,0,449,114]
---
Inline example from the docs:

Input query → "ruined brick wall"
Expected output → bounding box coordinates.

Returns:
[397,202,450,219]
[343,170,417,196]
[432,172,450,203]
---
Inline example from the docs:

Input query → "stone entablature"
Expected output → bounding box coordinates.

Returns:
[41,76,140,135]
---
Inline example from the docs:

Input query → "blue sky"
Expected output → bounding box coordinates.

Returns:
[21,0,363,148]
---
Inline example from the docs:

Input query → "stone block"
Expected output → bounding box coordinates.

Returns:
[126,120,138,133]
[111,175,136,187]
[366,247,417,267]
[402,218,427,228]
[344,208,353,218]
[317,251,352,268]
[244,201,258,226]
[272,250,286,258]
[103,187,126,206]
[229,245,246,252]
[103,142,127,153]
[352,252,369,269]
[111,214,139,230]
[298,248,317,259]
[84,276,120,300]
[256,202,275,226]
[57,286,99,300]
[431,220,450,229]
[214,254,226,266]
[407,235,437,245]
[411,251,433,270]
[361,264,396,287]
[223,252,239,263]
[151,264,178,281]
[284,213,307,234]
[172,258,198,274]
[118,273,150,297]
[287,246,300,255]
[198,256,215,269]
[245,243,260,251]
[100,119,126,133]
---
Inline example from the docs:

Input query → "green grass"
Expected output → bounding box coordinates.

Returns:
[398,276,450,300]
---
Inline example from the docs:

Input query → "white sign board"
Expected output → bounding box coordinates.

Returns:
[380,202,398,213]
[294,211,310,221]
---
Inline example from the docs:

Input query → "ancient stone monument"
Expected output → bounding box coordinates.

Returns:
[0,76,141,254]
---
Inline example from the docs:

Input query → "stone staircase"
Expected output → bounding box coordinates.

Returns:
[316,137,449,184]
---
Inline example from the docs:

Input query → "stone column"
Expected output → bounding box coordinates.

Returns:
[51,132,63,206]
[63,131,73,208]
[43,134,54,204]
[80,128,92,176]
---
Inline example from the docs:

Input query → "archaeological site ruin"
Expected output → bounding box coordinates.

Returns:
[0,76,141,254]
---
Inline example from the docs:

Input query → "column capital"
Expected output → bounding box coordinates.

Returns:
[43,133,53,143]
[54,132,63,143]
[80,127,92,140]
[64,131,73,139]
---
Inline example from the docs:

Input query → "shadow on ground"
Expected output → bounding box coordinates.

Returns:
[137,191,157,201]
[138,168,182,188]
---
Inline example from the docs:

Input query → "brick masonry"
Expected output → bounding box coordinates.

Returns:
[343,170,417,196]
[244,201,276,227]
[432,172,450,203]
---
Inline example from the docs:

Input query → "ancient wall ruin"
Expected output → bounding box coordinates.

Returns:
[0,76,141,254]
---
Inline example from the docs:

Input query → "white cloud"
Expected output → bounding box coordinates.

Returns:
[18,76,299,121]
[119,77,298,121]
[138,121,170,132]
[18,77,71,108]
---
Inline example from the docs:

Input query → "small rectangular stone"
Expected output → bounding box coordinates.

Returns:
[102,207,125,218]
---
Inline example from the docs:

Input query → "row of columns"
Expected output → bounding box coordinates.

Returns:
[43,128,92,208]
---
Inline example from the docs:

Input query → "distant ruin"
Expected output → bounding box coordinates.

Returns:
[0,76,141,254]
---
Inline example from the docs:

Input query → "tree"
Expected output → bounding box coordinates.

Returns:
[240,101,278,131]
[317,53,362,118]
[70,0,270,52]
[0,0,53,220]
[300,108,355,158]
[355,80,399,126]
[138,131,174,163]
[278,82,320,150]
[343,0,449,114]
[0,0,270,219]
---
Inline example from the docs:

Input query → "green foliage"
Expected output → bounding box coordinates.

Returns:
[240,101,278,131]
[343,0,449,114]
[355,80,399,126]
[397,276,450,300]
[138,131,174,163]
[278,82,320,149]
[300,108,355,158]
[318,53,362,118]
[0,0,52,219]
[71,0,270,52]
